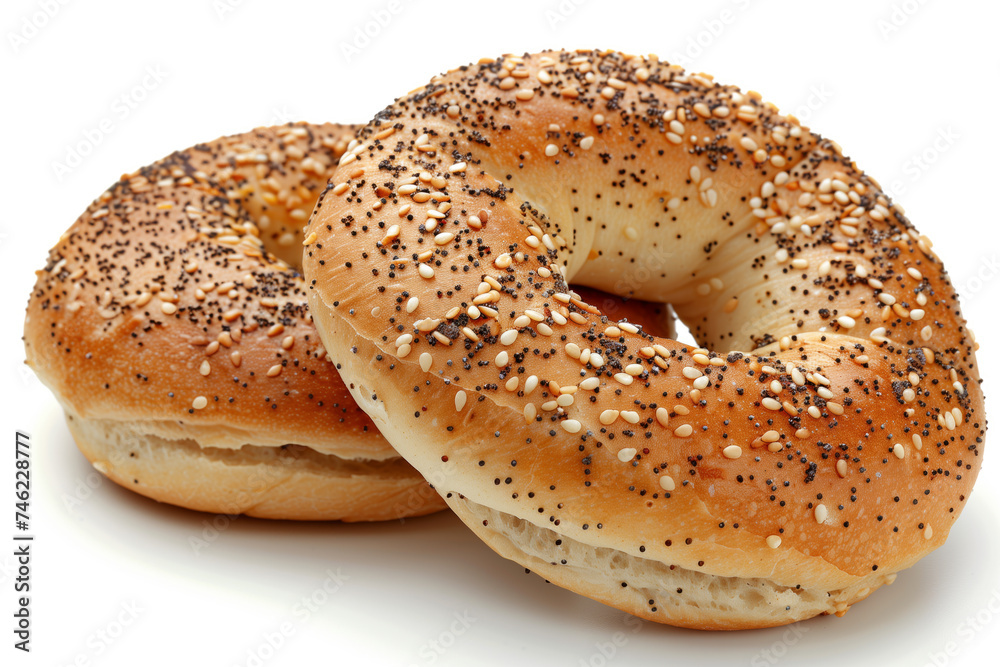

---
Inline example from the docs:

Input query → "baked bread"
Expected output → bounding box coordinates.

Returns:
[304,50,985,625]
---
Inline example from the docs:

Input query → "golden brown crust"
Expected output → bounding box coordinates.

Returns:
[23,122,450,520]
[304,50,985,624]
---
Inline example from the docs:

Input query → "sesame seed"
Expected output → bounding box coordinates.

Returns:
[614,373,634,386]
[192,396,208,410]
[766,535,782,549]
[524,376,539,394]
[418,264,435,279]
[419,352,433,372]
[500,329,518,346]
[673,424,693,438]
[620,411,640,424]
[836,459,848,478]
[406,297,419,313]
[579,377,600,391]
[815,504,828,523]
[625,364,643,376]
[723,445,742,459]
[693,376,709,390]
[617,448,637,462]
[545,144,559,157]
[561,420,582,434]
[659,475,675,492]
[682,367,702,380]
[837,316,856,329]
[655,408,670,427]
[580,136,595,150]
[762,398,782,411]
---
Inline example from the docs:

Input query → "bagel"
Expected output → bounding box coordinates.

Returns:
[23,120,671,522]
[23,122,447,521]
[304,50,986,627]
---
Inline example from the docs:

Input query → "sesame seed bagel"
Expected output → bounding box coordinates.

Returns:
[304,50,986,626]
[23,122,452,521]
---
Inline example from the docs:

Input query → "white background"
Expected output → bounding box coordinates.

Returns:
[2,1,999,665]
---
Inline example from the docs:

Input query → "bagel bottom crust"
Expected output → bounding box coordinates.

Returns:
[62,407,445,522]
[446,496,895,631]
